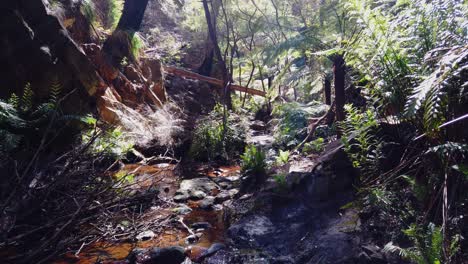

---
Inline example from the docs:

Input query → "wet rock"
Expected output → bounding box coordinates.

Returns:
[227,215,275,247]
[182,258,193,264]
[360,244,386,264]
[186,246,208,261]
[200,243,226,259]
[191,190,207,200]
[225,175,241,182]
[215,192,231,203]
[215,189,238,203]
[228,189,239,197]
[191,222,212,229]
[175,178,218,201]
[272,256,294,264]
[298,142,357,201]
[173,205,193,215]
[199,196,216,210]
[174,192,190,203]
[136,230,155,241]
[218,181,232,189]
[127,248,148,263]
[185,234,199,245]
[144,246,186,264]
[213,204,223,211]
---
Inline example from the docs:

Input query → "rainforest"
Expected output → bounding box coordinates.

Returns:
[0,0,467,263]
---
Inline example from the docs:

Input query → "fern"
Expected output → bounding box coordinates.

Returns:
[8,93,19,109]
[49,76,62,106]
[241,145,266,175]
[405,46,468,136]
[340,104,380,177]
[384,223,449,264]
[21,83,34,112]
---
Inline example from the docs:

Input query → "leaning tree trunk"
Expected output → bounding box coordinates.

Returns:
[102,0,150,66]
[202,0,232,109]
[334,54,346,138]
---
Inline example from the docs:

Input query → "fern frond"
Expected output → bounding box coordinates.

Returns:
[49,76,62,106]
[21,83,34,112]
[405,45,468,135]
[8,93,20,109]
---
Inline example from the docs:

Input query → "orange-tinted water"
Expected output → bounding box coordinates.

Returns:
[52,163,234,264]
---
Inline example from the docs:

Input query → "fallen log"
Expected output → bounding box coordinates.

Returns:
[163,66,266,97]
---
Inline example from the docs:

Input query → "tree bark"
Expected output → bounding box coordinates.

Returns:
[116,0,150,32]
[202,0,232,109]
[334,54,346,138]
[198,0,220,76]
[103,0,150,66]
[324,77,331,105]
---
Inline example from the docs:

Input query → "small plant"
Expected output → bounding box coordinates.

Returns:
[340,104,380,178]
[189,107,246,161]
[273,174,288,192]
[303,137,325,154]
[276,149,290,165]
[384,223,460,264]
[114,170,135,183]
[82,127,134,160]
[241,145,266,176]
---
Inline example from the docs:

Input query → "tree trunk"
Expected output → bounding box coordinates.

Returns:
[324,77,331,105]
[198,0,220,76]
[116,0,150,32]
[334,55,346,137]
[103,0,150,66]
[202,0,232,109]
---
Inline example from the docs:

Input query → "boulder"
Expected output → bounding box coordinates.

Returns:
[227,215,275,248]
[174,178,218,202]
[199,196,215,210]
[128,246,186,264]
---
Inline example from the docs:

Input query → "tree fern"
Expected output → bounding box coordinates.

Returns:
[405,46,468,136]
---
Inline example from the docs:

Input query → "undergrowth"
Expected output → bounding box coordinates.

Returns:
[189,104,247,162]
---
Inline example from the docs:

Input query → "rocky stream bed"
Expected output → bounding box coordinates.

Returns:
[53,125,391,264]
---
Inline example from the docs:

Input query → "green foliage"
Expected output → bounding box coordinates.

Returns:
[189,107,246,161]
[405,46,468,137]
[273,173,288,192]
[130,32,146,60]
[384,223,460,264]
[303,137,325,154]
[276,149,290,165]
[114,170,135,183]
[21,83,34,112]
[108,0,124,30]
[49,76,61,105]
[82,127,134,160]
[272,102,309,148]
[340,104,380,178]
[80,0,97,26]
[241,145,266,176]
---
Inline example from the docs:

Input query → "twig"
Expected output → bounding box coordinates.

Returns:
[178,217,196,237]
